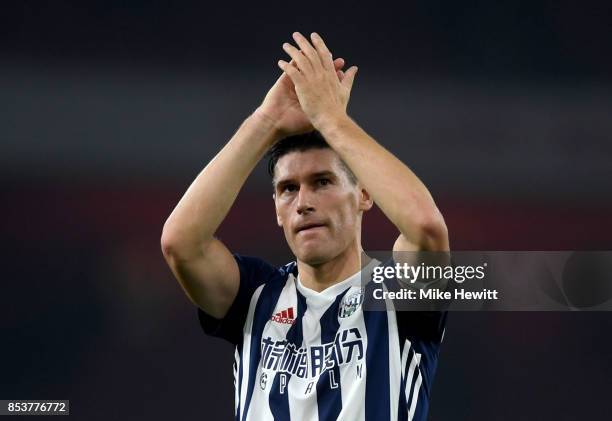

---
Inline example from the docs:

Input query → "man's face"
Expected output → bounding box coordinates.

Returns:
[273,148,371,265]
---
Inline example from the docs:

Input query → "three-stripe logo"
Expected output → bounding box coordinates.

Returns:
[270,307,296,324]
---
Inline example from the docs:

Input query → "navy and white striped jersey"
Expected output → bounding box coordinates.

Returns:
[198,254,447,421]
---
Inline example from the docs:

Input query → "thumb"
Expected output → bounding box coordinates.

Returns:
[341,65,358,91]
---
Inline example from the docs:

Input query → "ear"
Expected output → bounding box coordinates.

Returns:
[358,186,373,211]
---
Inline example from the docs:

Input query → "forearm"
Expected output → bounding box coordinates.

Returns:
[162,111,279,254]
[316,114,445,245]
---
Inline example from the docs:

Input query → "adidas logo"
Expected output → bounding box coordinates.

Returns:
[270,307,296,325]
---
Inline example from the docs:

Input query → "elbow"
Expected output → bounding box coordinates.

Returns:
[160,220,192,261]
[160,224,180,261]
[160,221,211,262]
[416,208,449,251]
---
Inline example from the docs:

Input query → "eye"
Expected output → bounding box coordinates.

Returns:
[282,184,297,193]
[317,178,331,186]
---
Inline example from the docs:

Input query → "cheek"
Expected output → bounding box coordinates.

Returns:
[276,197,295,220]
[331,195,359,230]
[275,204,286,226]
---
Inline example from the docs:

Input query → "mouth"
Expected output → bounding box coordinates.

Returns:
[295,222,327,234]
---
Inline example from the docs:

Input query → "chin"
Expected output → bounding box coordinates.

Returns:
[295,243,339,266]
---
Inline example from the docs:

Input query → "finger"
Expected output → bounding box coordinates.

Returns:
[337,70,345,82]
[292,32,322,71]
[278,59,304,84]
[310,32,334,71]
[333,57,345,70]
[289,58,301,73]
[282,59,298,79]
[274,59,299,84]
[342,65,358,91]
[282,42,312,73]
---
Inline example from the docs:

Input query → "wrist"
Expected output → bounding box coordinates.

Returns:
[249,107,284,145]
[312,111,351,136]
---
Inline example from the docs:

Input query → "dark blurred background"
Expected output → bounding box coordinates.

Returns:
[1,1,611,420]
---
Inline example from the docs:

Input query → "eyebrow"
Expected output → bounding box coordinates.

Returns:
[274,171,337,189]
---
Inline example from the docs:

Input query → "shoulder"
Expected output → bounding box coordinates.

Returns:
[365,257,448,344]
[196,257,297,344]
[234,254,294,278]
[233,254,297,292]
[278,260,298,278]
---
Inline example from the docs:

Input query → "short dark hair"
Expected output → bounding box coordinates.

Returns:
[266,130,357,185]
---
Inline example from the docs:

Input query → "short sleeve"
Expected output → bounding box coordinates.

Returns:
[197,254,277,345]
[374,257,448,343]
[396,310,447,343]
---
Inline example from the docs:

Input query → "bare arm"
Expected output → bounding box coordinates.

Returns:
[317,116,449,252]
[278,32,448,252]
[161,57,348,318]
[161,113,278,318]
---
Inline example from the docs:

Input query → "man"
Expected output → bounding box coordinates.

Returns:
[161,32,449,421]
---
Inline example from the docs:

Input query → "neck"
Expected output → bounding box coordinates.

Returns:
[297,241,364,293]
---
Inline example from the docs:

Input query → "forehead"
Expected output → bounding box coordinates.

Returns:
[274,148,344,182]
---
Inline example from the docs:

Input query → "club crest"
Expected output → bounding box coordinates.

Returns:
[339,290,364,318]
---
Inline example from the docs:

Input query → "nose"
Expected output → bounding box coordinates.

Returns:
[296,187,315,215]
